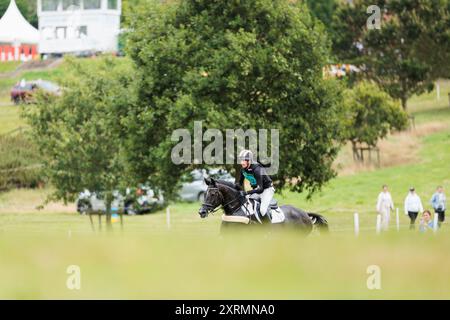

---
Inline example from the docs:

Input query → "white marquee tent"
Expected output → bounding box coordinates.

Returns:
[0,0,39,44]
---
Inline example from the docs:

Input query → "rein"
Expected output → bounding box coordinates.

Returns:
[202,184,242,214]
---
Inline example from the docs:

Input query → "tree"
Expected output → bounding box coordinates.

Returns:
[331,0,450,110]
[305,0,337,35]
[24,57,136,229]
[121,0,144,26]
[342,81,408,159]
[398,0,450,79]
[124,0,344,198]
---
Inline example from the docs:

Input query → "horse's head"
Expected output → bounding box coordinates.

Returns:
[198,177,223,218]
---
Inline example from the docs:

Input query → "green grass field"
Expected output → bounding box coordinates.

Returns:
[0,61,449,299]
[0,62,21,74]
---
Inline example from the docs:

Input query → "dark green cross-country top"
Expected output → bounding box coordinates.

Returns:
[238,163,273,195]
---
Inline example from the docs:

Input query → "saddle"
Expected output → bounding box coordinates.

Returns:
[243,196,285,224]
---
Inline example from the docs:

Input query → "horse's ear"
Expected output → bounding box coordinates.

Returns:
[210,178,216,186]
[204,177,211,185]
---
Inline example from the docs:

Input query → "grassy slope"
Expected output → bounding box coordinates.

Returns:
[0,64,449,298]
[0,105,25,134]
[0,62,21,74]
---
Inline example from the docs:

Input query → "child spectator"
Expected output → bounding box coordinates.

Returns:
[419,210,434,233]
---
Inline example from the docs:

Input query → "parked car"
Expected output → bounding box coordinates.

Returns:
[124,186,165,215]
[76,186,165,215]
[76,189,123,214]
[178,168,235,202]
[76,168,233,213]
[10,79,61,104]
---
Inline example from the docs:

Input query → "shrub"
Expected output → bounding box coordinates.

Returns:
[0,131,44,191]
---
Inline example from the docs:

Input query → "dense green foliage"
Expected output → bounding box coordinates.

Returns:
[331,0,450,110]
[401,0,450,79]
[305,0,336,33]
[125,0,344,198]
[342,81,408,147]
[23,57,135,208]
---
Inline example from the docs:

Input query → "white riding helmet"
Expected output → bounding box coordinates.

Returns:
[238,149,254,162]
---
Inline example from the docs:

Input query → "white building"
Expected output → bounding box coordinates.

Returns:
[37,0,121,55]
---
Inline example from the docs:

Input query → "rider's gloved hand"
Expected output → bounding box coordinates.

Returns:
[239,191,247,198]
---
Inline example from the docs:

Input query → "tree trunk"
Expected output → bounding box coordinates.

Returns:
[105,191,113,232]
[401,96,408,111]
[351,141,359,162]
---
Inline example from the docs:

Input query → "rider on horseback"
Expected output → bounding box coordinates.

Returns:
[236,149,275,221]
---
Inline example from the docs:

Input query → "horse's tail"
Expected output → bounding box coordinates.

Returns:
[307,212,329,233]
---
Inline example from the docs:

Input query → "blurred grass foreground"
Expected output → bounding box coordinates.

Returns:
[0,211,449,299]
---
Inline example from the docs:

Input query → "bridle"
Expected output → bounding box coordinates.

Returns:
[202,184,242,214]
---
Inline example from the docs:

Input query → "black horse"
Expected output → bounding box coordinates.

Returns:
[198,178,328,234]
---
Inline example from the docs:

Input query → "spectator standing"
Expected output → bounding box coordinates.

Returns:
[431,186,446,227]
[376,185,394,230]
[404,187,424,229]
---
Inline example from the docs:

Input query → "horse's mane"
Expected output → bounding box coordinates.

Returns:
[216,179,239,190]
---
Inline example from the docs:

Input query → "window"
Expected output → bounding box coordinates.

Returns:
[63,0,80,10]
[42,27,55,40]
[108,0,117,9]
[55,27,67,39]
[77,26,88,38]
[42,0,59,11]
[83,0,101,9]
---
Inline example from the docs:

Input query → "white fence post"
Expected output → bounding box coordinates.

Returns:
[376,214,382,234]
[396,208,400,231]
[385,208,390,231]
[166,206,171,230]
[437,82,440,100]
[354,213,360,236]
[433,213,439,233]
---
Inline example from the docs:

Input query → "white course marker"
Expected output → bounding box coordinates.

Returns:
[385,209,391,231]
[354,213,360,236]
[376,214,382,234]
[433,213,439,233]
[166,206,171,230]
[437,82,440,100]
[396,208,400,231]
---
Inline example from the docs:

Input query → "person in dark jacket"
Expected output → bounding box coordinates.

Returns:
[236,149,274,219]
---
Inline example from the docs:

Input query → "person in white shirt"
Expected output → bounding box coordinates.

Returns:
[404,187,424,230]
[376,185,394,230]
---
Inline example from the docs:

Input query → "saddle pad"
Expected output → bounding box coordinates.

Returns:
[243,199,258,217]
[222,214,250,224]
[271,207,285,224]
